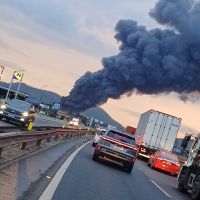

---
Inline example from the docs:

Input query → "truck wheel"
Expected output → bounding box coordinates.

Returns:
[124,163,133,173]
[192,174,200,200]
[178,168,187,193]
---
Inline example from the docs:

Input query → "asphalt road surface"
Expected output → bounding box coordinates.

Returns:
[48,144,191,200]
[0,137,91,199]
[0,114,65,128]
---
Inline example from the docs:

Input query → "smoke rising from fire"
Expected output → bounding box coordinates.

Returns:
[62,0,200,112]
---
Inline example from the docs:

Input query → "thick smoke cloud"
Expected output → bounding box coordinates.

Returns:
[62,0,200,112]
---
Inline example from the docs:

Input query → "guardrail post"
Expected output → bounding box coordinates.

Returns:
[60,135,64,140]
[0,147,3,157]
[54,135,58,141]
[65,134,68,140]
[36,139,42,147]
[47,137,51,143]
[20,142,27,150]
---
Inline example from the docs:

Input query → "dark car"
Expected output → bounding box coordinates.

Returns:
[92,129,138,173]
[0,99,35,126]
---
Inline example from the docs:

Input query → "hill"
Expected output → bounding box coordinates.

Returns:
[82,107,124,130]
[0,82,60,104]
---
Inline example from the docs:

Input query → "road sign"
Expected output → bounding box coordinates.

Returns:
[0,65,4,80]
[13,71,24,81]
[52,103,61,110]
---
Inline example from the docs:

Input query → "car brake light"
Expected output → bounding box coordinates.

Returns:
[140,148,146,152]
[96,145,101,151]
[132,157,136,163]
[184,160,187,164]
[101,136,137,151]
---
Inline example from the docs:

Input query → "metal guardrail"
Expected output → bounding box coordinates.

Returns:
[0,128,94,157]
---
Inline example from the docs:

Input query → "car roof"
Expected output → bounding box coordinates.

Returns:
[157,150,177,156]
[99,129,106,132]
[106,129,134,138]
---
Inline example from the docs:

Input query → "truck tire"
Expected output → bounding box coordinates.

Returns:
[178,168,187,193]
[124,163,133,173]
[192,174,200,200]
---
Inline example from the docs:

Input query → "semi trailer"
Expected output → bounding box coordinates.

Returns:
[135,109,182,159]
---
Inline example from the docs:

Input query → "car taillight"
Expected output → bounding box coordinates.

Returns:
[132,157,136,163]
[184,160,187,165]
[140,148,146,153]
[175,163,180,167]
[96,145,101,151]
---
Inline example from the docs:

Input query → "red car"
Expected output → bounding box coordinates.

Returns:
[148,150,181,175]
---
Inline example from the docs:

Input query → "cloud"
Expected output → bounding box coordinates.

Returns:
[0,0,157,57]
[120,108,141,118]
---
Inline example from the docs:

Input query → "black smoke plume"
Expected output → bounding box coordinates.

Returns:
[62,0,200,112]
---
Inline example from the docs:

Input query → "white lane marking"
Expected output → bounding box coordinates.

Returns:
[151,180,171,199]
[39,141,91,200]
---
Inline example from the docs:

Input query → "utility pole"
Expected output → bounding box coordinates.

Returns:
[15,71,24,99]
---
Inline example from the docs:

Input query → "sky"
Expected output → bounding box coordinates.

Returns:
[0,0,199,137]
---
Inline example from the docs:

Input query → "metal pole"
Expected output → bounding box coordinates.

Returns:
[15,72,24,99]
[5,72,15,99]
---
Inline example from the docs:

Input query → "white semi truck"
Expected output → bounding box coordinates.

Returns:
[135,109,182,159]
[178,134,200,200]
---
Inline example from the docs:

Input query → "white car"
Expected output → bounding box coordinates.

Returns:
[92,129,106,147]
[69,118,80,127]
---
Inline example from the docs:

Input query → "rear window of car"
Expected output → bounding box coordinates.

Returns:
[160,151,178,162]
[106,130,135,145]
[97,130,105,135]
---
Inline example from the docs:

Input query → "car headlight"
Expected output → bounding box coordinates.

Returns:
[22,112,29,117]
[1,104,6,109]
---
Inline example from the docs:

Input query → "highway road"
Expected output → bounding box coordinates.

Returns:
[41,143,191,200]
[0,113,65,129]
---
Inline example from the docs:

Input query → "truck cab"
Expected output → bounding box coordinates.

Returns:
[178,134,200,200]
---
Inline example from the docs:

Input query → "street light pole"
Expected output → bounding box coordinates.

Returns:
[15,70,25,99]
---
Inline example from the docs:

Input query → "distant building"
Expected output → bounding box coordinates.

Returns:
[0,85,28,100]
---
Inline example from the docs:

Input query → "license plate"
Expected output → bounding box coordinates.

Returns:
[114,145,123,151]
[8,113,15,118]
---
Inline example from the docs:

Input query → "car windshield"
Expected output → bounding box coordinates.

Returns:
[106,130,135,145]
[8,99,31,110]
[97,130,106,135]
[72,118,79,122]
[160,151,179,162]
